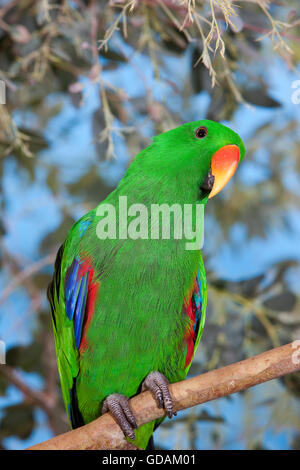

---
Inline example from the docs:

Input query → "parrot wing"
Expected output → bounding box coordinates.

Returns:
[48,240,100,428]
[183,255,207,372]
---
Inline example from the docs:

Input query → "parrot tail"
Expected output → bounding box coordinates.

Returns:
[146,435,155,450]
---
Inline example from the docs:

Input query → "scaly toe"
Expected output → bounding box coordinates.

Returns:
[102,393,137,440]
[142,371,175,418]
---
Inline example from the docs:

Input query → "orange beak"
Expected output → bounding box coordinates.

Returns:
[208,144,240,198]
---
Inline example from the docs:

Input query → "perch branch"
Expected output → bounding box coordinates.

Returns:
[27,342,300,450]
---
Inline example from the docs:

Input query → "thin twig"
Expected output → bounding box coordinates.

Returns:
[0,252,56,305]
[0,365,56,413]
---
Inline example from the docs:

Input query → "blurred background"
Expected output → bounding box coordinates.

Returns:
[0,0,300,450]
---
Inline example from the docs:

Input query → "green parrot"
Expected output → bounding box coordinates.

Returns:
[48,120,245,449]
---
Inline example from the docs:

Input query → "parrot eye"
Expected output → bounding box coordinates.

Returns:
[195,126,208,139]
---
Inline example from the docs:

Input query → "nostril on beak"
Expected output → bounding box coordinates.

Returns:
[201,169,215,192]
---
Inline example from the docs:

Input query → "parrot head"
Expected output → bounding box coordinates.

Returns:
[144,119,246,201]
[190,120,245,199]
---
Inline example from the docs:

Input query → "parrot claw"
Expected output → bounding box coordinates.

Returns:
[142,371,176,419]
[102,393,137,440]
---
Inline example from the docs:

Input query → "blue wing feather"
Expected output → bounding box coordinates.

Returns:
[193,271,203,337]
[74,272,89,348]
[65,257,89,350]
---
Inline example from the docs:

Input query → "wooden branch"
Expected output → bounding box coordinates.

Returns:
[27,342,300,450]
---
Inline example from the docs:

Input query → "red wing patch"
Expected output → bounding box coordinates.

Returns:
[183,271,203,368]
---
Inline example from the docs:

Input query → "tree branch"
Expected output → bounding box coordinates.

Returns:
[27,342,300,450]
[0,252,56,305]
[0,365,56,413]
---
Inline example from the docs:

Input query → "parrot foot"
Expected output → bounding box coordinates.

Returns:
[102,393,137,440]
[142,371,176,419]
